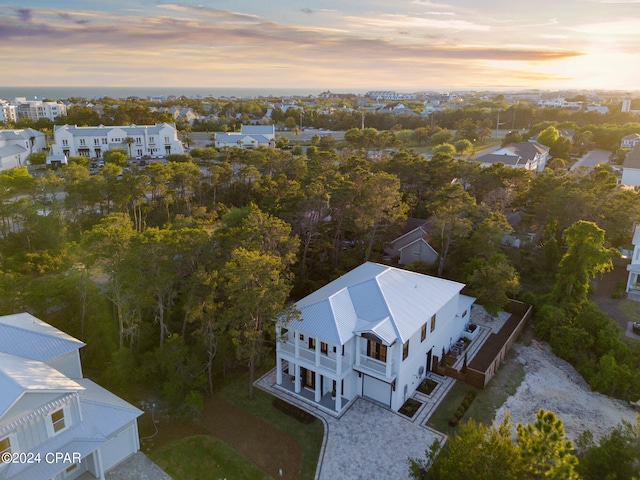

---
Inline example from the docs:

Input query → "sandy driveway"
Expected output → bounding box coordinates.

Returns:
[494,338,637,442]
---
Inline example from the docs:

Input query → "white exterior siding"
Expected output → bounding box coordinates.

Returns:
[621,168,640,187]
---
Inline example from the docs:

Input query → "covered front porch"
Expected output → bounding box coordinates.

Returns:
[275,375,350,416]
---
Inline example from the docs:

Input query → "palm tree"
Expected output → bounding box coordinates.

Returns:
[123,137,135,159]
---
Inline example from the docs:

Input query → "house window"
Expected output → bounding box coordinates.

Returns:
[430,314,436,332]
[79,139,85,146]
[62,139,68,146]
[94,138,99,145]
[366,340,387,362]
[403,341,409,360]
[164,136,170,143]
[0,436,12,459]
[421,323,427,342]
[102,138,108,144]
[51,408,66,433]
[321,342,328,355]
[149,136,155,144]
[299,333,304,341]
[65,464,77,474]
[462,309,468,318]
[308,337,316,350]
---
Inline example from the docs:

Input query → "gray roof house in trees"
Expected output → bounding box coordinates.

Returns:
[0,313,142,480]
[475,141,550,173]
[384,220,438,265]
[274,262,475,416]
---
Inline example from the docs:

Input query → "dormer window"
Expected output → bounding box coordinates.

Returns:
[47,407,69,436]
[52,409,66,432]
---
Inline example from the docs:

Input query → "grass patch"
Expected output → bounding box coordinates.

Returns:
[217,366,324,480]
[427,352,525,435]
[150,435,273,480]
[617,299,640,323]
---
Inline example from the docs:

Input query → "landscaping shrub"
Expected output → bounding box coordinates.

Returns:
[448,390,477,426]
[271,398,316,424]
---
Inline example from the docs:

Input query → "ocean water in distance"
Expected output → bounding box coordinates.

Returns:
[0,86,348,101]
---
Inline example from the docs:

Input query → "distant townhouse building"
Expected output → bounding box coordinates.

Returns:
[0,128,46,171]
[13,97,67,122]
[475,141,550,173]
[51,123,184,159]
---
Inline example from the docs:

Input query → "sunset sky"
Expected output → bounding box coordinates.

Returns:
[1,0,638,91]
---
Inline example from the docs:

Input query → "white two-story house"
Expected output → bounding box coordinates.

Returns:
[51,123,184,160]
[626,225,640,297]
[0,313,142,480]
[275,262,475,415]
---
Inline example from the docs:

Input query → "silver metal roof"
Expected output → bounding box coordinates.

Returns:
[293,262,465,345]
[0,312,84,363]
[0,352,83,416]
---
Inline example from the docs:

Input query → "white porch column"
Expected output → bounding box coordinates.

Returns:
[335,378,342,412]
[294,363,301,393]
[314,371,321,402]
[355,337,361,367]
[276,353,282,384]
[385,346,392,378]
[294,331,300,357]
[315,341,320,367]
[336,346,342,375]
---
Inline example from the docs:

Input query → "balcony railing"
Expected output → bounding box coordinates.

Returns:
[355,355,395,378]
[278,341,350,375]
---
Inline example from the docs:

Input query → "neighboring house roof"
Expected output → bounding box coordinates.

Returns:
[240,125,275,135]
[77,379,143,438]
[476,141,548,168]
[0,312,84,363]
[0,144,27,157]
[2,420,105,480]
[622,133,640,142]
[291,262,465,346]
[623,148,640,170]
[0,353,82,416]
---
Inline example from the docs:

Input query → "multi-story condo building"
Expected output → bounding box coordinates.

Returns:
[51,123,184,159]
[13,98,67,122]
[0,101,17,123]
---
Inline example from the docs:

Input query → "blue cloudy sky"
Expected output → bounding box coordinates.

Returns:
[1,0,638,90]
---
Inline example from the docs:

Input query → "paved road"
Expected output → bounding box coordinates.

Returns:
[571,148,610,171]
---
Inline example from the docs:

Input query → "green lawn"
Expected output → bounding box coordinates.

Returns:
[617,299,640,322]
[217,366,324,480]
[426,350,525,436]
[150,435,273,480]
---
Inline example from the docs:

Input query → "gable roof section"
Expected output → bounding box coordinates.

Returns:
[0,352,83,416]
[293,262,464,345]
[0,312,84,363]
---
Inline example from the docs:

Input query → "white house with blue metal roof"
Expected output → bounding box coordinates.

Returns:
[275,262,475,415]
[51,123,184,160]
[0,313,142,480]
